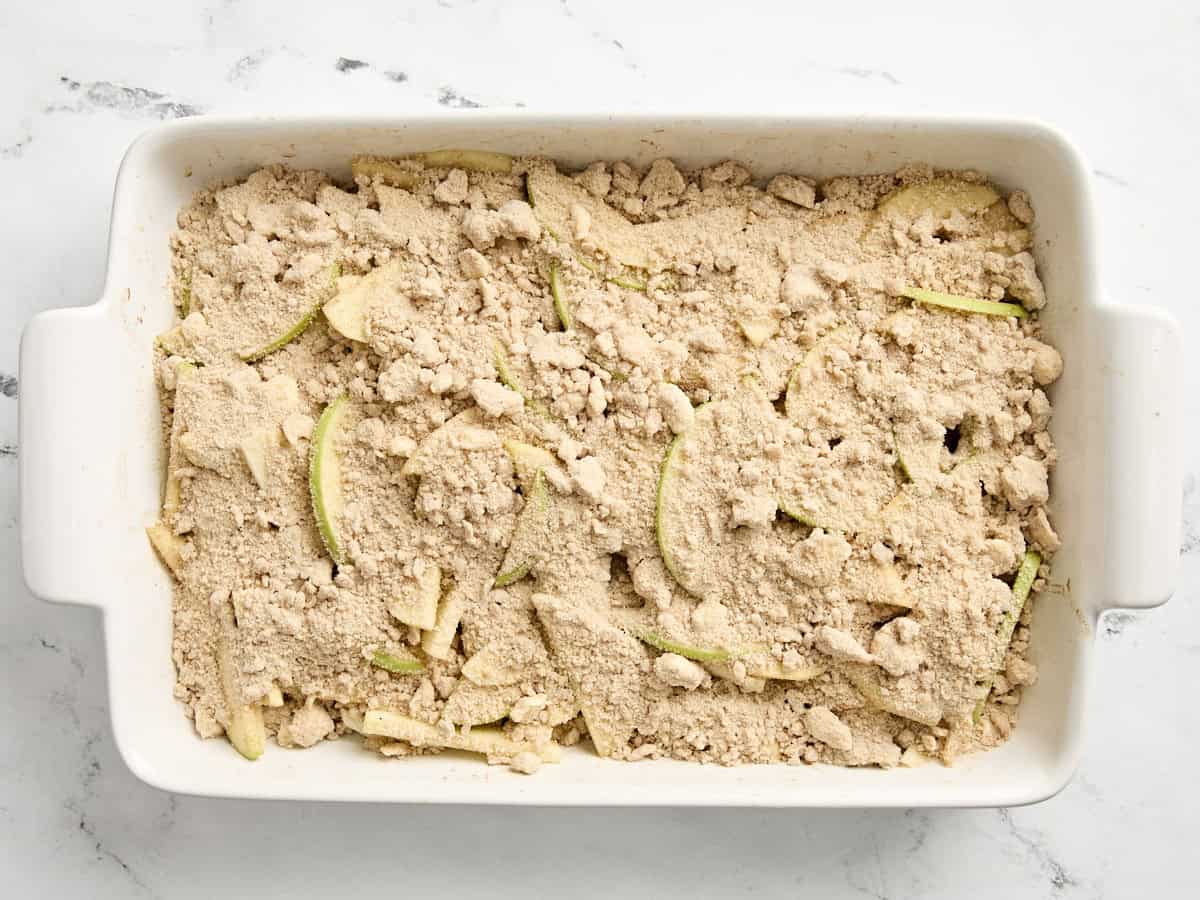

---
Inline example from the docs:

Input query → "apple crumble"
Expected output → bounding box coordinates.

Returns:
[150,151,1062,771]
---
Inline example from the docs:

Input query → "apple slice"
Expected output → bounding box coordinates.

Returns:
[999,550,1041,648]
[845,666,944,727]
[146,522,185,578]
[491,339,528,398]
[309,394,349,564]
[527,164,746,274]
[421,587,468,660]
[362,710,559,762]
[784,326,855,424]
[902,286,1027,319]
[494,470,551,587]
[238,427,278,490]
[531,592,648,758]
[323,259,414,343]
[387,562,441,630]
[878,178,1000,220]
[462,643,525,686]
[737,316,779,347]
[550,261,572,330]
[240,263,341,361]
[973,550,1042,722]
[892,422,942,487]
[607,272,647,291]
[443,683,523,726]
[637,630,733,664]
[502,439,561,493]
[216,624,265,761]
[178,269,193,318]
[371,648,424,674]
[411,149,514,173]
[745,656,825,682]
[351,155,421,189]
[527,166,650,269]
[655,390,780,595]
[654,431,689,589]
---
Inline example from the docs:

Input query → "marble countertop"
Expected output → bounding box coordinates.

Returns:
[2,1,1197,896]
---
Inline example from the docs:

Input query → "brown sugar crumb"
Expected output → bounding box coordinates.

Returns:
[153,153,1061,771]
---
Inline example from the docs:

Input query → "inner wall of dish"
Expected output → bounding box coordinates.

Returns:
[102,119,1095,793]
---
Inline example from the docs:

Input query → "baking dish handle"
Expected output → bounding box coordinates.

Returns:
[1097,303,1182,611]
[19,306,121,607]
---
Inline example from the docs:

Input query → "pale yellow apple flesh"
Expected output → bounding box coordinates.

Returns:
[371,649,424,674]
[902,286,1026,319]
[309,394,349,564]
[240,263,341,361]
[386,563,441,631]
[878,178,1000,220]
[362,710,559,762]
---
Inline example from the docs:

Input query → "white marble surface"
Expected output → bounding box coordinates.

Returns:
[2,0,1198,896]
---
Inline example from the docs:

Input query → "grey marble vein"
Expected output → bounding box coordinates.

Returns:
[837,66,903,85]
[437,86,483,108]
[997,810,1082,895]
[1093,169,1130,187]
[49,77,202,119]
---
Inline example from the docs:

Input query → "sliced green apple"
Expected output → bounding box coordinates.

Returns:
[654,432,688,589]
[777,500,821,529]
[526,166,651,269]
[502,439,559,493]
[550,261,572,329]
[146,522,185,578]
[402,411,499,479]
[845,666,944,727]
[999,550,1041,648]
[607,272,647,291]
[238,427,278,490]
[443,683,523,726]
[784,326,854,424]
[178,268,193,318]
[421,587,468,660]
[893,422,942,486]
[371,648,425,674]
[494,469,551,587]
[490,339,539,406]
[387,562,441,630]
[216,621,265,761]
[240,263,341,361]
[637,630,732,663]
[532,592,648,758]
[323,259,413,343]
[737,316,780,347]
[351,155,421,189]
[745,656,825,682]
[878,178,1000,220]
[309,394,349,565]
[655,390,777,595]
[527,164,745,274]
[361,710,559,762]
[411,149,514,173]
[901,286,1027,319]
[973,550,1043,723]
[461,643,524,686]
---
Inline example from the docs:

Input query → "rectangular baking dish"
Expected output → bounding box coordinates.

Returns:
[18,114,1181,806]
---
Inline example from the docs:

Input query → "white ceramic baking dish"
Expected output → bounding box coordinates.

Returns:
[19,114,1181,806]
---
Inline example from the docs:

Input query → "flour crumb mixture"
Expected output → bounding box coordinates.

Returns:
[149,150,1062,770]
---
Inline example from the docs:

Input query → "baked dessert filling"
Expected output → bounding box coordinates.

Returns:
[150,151,1061,772]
